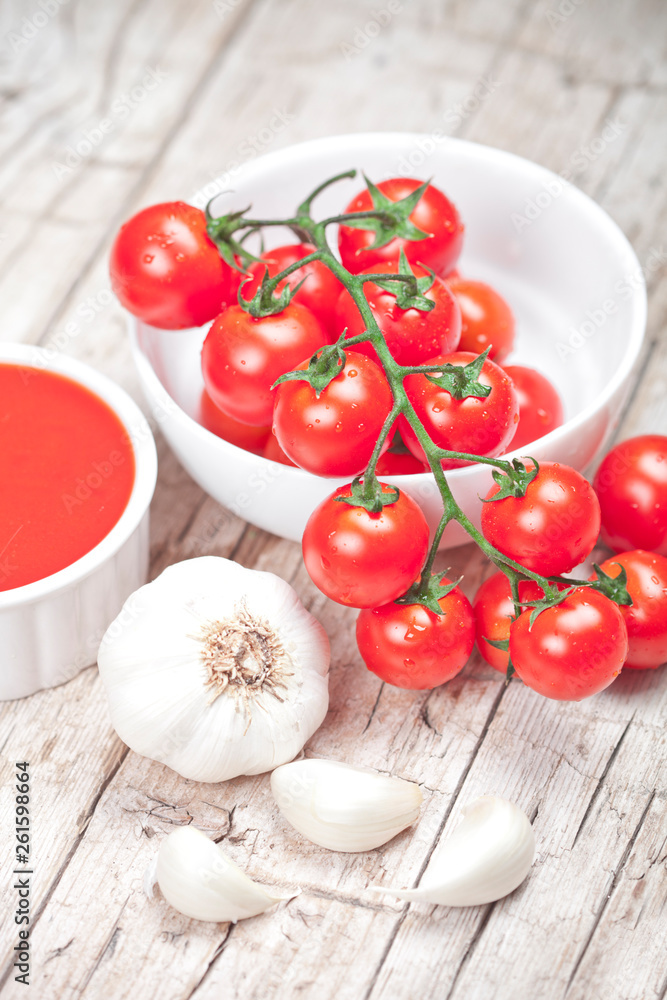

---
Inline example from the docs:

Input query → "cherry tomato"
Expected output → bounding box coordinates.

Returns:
[263,431,298,466]
[302,483,430,608]
[356,577,475,689]
[338,178,464,276]
[201,303,327,426]
[509,588,628,700]
[481,462,601,577]
[473,572,548,672]
[592,551,667,669]
[375,450,428,475]
[273,351,392,478]
[399,351,519,469]
[335,262,461,366]
[503,365,564,451]
[241,243,344,342]
[593,435,667,556]
[445,278,515,363]
[199,390,270,454]
[110,202,239,329]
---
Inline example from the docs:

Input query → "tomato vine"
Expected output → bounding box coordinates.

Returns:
[205,169,629,680]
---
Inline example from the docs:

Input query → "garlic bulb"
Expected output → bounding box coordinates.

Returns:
[271,758,423,852]
[152,825,296,922]
[97,557,329,782]
[371,795,535,906]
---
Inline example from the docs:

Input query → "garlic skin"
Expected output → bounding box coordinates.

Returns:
[97,557,329,783]
[271,758,423,852]
[154,826,295,922]
[371,795,535,906]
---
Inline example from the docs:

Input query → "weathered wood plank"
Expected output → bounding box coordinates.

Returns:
[1,0,666,998]
[0,0,258,345]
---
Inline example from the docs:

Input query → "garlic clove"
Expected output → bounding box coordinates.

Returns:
[371,795,535,907]
[154,826,297,923]
[271,758,423,853]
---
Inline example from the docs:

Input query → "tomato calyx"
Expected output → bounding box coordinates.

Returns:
[484,636,509,652]
[341,175,432,250]
[205,203,262,271]
[521,584,576,627]
[334,475,400,514]
[239,265,308,318]
[482,457,540,501]
[369,249,436,312]
[272,339,348,397]
[395,572,463,616]
[588,563,633,607]
[425,347,493,401]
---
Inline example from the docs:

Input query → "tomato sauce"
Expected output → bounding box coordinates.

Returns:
[0,364,135,592]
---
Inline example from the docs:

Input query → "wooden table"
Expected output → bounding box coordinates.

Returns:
[1,1,666,997]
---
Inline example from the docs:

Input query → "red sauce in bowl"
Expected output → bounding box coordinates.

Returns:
[0,364,136,592]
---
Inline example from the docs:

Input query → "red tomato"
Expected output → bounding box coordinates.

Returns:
[399,351,519,469]
[263,431,298,466]
[356,577,475,689]
[503,365,564,451]
[241,243,344,342]
[593,435,667,556]
[302,483,430,608]
[592,551,667,669]
[375,450,428,475]
[445,279,515,363]
[481,462,601,577]
[109,202,239,329]
[338,178,464,276]
[335,262,461,366]
[199,390,270,454]
[273,351,392,478]
[472,572,548,672]
[201,303,328,426]
[509,588,628,700]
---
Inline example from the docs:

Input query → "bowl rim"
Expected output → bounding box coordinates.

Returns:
[0,344,158,609]
[137,133,647,488]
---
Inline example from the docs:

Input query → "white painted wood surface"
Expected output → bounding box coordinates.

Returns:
[0,1,666,997]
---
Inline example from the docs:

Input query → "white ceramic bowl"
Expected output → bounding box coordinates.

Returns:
[0,344,157,700]
[129,133,646,546]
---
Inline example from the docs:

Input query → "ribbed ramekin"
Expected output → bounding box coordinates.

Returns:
[0,344,157,700]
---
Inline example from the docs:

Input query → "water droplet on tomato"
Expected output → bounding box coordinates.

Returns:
[143,254,154,264]
[349,369,358,377]
[335,422,343,432]
[403,657,415,668]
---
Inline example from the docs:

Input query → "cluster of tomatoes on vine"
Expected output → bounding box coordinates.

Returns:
[109,172,667,703]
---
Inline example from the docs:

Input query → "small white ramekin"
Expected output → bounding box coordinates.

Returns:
[0,343,157,700]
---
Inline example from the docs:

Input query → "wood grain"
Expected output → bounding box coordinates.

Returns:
[1,0,666,998]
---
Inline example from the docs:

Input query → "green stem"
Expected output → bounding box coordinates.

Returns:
[207,187,570,613]
[362,403,401,494]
